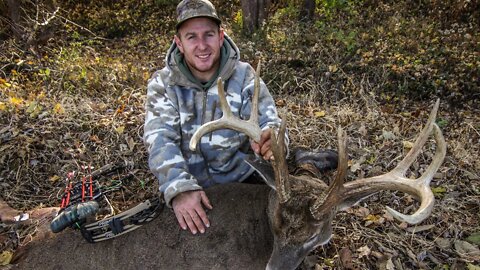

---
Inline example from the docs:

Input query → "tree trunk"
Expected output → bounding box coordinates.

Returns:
[6,0,24,40]
[299,0,315,22]
[240,0,270,35]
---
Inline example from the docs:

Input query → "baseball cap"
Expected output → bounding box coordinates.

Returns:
[176,0,221,30]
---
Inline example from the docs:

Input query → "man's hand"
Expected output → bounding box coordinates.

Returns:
[250,128,274,160]
[172,190,212,235]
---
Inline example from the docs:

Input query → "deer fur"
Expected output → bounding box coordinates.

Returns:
[14,183,273,269]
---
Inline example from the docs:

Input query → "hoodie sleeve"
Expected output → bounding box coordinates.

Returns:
[143,71,202,207]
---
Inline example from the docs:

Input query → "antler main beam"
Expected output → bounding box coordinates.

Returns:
[310,99,446,225]
[189,62,263,151]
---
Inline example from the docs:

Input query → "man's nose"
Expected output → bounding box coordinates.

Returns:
[198,38,208,50]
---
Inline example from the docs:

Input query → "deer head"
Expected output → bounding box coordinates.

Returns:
[189,62,446,270]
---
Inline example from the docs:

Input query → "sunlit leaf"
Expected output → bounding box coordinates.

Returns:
[49,175,61,183]
[357,245,371,258]
[0,250,13,266]
[314,110,326,118]
[53,103,65,114]
[9,97,23,106]
[328,65,338,73]
[403,140,414,149]
[432,186,447,196]
[364,214,379,222]
[467,264,480,270]
[115,126,125,134]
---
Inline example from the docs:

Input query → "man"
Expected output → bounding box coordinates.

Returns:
[144,0,337,235]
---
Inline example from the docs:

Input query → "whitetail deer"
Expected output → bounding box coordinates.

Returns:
[189,62,447,270]
[10,63,445,270]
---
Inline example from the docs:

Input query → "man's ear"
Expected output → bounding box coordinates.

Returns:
[219,28,225,46]
[174,35,184,53]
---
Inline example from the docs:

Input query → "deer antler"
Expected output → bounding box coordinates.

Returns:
[189,62,263,151]
[310,100,446,224]
[189,61,291,203]
[270,120,291,203]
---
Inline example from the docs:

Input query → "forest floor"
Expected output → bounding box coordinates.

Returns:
[0,0,479,269]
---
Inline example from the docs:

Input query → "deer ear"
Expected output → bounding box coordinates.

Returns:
[244,155,277,190]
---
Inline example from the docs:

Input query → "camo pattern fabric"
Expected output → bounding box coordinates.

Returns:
[144,34,287,206]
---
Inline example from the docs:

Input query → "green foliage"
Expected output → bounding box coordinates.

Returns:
[316,0,358,20]
[436,118,448,128]
[232,10,243,32]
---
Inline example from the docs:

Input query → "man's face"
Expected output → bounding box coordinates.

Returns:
[175,17,224,82]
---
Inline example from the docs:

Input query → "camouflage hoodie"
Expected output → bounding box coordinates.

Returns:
[144,34,285,206]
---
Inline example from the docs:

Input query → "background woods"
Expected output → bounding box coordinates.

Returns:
[1,0,479,268]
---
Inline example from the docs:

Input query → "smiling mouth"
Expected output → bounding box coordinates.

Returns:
[197,54,211,60]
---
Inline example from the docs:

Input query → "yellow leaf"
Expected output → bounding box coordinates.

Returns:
[314,111,326,118]
[115,126,125,134]
[403,140,414,149]
[432,186,447,195]
[0,250,13,266]
[467,264,480,270]
[0,78,12,88]
[328,65,338,73]
[0,102,6,111]
[49,175,61,183]
[364,214,380,222]
[37,91,46,99]
[9,97,23,106]
[53,103,65,114]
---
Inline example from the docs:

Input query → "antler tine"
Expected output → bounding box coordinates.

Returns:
[270,119,290,203]
[310,127,348,219]
[391,99,440,176]
[384,123,446,224]
[250,60,261,125]
[189,70,263,151]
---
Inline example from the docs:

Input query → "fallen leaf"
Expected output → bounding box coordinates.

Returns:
[432,186,447,196]
[358,124,367,136]
[0,250,13,265]
[127,136,135,151]
[454,240,480,260]
[355,206,370,218]
[350,161,361,172]
[357,245,371,258]
[435,238,452,249]
[328,64,338,73]
[314,111,326,118]
[339,248,355,269]
[381,130,396,141]
[467,232,480,245]
[9,97,23,106]
[115,126,125,134]
[467,264,480,270]
[53,103,65,114]
[49,175,60,183]
[403,140,414,149]
[275,99,286,107]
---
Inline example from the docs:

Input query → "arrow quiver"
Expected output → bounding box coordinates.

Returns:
[50,163,164,243]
